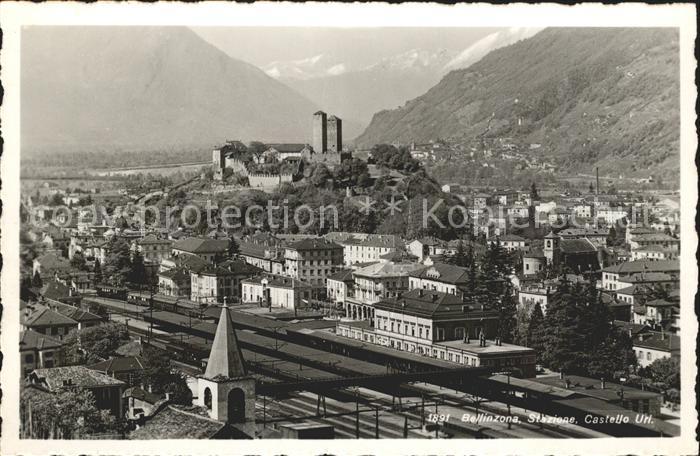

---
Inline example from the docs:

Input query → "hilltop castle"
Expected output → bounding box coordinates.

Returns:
[212,112,351,184]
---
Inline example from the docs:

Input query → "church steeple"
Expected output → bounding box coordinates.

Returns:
[204,303,247,379]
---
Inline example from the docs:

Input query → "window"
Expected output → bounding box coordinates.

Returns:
[646,352,651,361]
[25,354,34,364]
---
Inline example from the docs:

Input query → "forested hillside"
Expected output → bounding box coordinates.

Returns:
[357,28,679,182]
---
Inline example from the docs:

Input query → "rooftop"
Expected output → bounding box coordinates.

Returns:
[602,259,679,275]
[20,329,63,351]
[288,237,343,251]
[374,288,496,320]
[89,356,147,374]
[354,260,425,279]
[128,404,226,439]
[438,339,535,356]
[533,375,660,402]
[173,237,229,254]
[23,307,78,328]
[409,262,468,284]
[30,365,125,390]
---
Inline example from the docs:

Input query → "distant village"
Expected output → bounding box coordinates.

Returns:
[19,110,681,439]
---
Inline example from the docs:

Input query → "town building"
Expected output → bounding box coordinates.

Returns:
[557,227,609,248]
[597,205,630,225]
[633,331,680,368]
[21,306,78,341]
[172,237,230,264]
[133,235,173,263]
[27,366,125,419]
[20,330,63,377]
[543,231,601,273]
[630,245,679,261]
[408,262,469,297]
[346,260,426,321]
[326,269,354,305]
[337,289,535,376]
[242,274,316,310]
[237,233,286,274]
[158,267,191,297]
[487,234,529,252]
[325,232,401,265]
[88,356,147,386]
[601,260,679,291]
[284,238,344,287]
[190,260,260,305]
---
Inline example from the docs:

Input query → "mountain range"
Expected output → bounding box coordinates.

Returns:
[21,26,320,153]
[265,28,542,134]
[356,28,680,179]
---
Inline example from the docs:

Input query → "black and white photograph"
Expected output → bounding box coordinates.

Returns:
[0,2,697,454]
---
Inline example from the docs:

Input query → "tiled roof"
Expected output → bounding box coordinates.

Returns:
[618,272,678,284]
[523,248,545,259]
[24,307,78,327]
[354,260,425,279]
[20,329,63,351]
[31,366,125,390]
[488,234,526,242]
[122,386,162,404]
[89,356,147,374]
[139,234,171,245]
[374,289,497,320]
[41,280,73,301]
[173,237,229,254]
[55,305,103,323]
[243,273,313,289]
[35,253,71,271]
[115,340,145,357]
[558,228,609,237]
[157,267,190,282]
[633,332,680,352]
[602,259,679,274]
[288,238,342,251]
[409,262,468,284]
[327,269,354,282]
[266,143,310,153]
[128,405,226,439]
[559,238,597,254]
[632,233,678,242]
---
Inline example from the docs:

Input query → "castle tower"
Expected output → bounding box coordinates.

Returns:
[212,148,226,180]
[327,115,343,153]
[313,111,327,154]
[197,303,256,437]
[543,231,560,266]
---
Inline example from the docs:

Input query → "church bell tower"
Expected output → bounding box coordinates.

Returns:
[197,303,256,437]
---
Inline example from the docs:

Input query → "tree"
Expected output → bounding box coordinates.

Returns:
[227,237,240,258]
[589,182,595,194]
[103,237,132,286]
[32,270,43,288]
[61,322,130,365]
[139,346,193,406]
[640,356,680,392]
[129,250,146,285]
[310,163,333,187]
[526,302,546,363]
[540,278,588,374]
[70,251,87,271]
[93,258,103,285]
[530,182,539,201]
[21,387,123,439]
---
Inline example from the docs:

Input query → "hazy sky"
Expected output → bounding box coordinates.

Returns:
[192,27,503,68]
